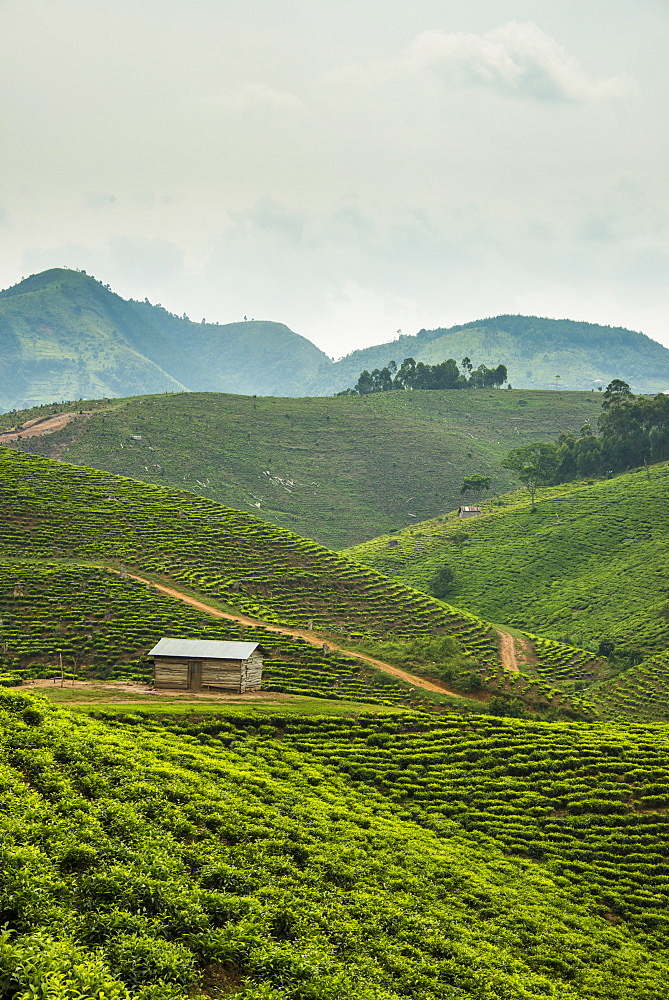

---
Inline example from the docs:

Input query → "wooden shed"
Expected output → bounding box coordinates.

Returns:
[149,638,264,693]
[458,505,481,518]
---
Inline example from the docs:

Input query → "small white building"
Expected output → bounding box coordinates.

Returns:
[149,638,264,693]
[458,506,481,519]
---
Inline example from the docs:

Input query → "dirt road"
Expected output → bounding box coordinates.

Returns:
[497,630,519,672]
[0,411,80,442]
[130,573,464,698]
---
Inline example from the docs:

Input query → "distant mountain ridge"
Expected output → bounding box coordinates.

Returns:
[1,268,669,410]
[307,315,669,395]
[0,269,330,410]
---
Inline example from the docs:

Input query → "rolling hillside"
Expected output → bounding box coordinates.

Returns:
[344,462,669,655]
[0,269,329,410]
[3,692,669,999]
[0,449,605,718]
[310,314,669,394]
[0,387,602,547]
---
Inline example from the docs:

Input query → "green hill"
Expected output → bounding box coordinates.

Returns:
[309,314,669,394]
[3,692,669,998]
[0,269,329,411]
[344,462,669,656]
[3,269,669,411]
[0,387,602,547]
[0,449,607,719]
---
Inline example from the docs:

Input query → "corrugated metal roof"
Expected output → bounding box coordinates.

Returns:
[459,506,481,512]
[148,638,260,660]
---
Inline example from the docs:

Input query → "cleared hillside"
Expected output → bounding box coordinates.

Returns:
[0,387,602,547]
[0,269,329,410]
[344,462,669,653]
[309,314,669,394]
[3,692,669,999]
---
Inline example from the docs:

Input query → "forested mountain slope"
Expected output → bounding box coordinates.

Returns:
[3,692,669,999]
[309,314,669,394]
[0,388,601,547]
[0,269,329,410]
[344,461,669,653]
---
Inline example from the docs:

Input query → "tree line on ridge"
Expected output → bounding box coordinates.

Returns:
[338,356,508,394]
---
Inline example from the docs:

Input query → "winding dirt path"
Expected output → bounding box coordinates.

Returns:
[497,630,520,673]
[128,573,464,698]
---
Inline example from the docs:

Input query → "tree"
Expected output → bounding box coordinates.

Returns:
[460,474,492,502]
[432,565,456,598]
[501,443,558,509]
[602,379,633,409]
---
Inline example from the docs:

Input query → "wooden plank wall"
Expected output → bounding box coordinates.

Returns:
[154,654,264,692]
[154,657,190,689]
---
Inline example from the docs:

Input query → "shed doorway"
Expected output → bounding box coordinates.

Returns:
[188,660,202,691]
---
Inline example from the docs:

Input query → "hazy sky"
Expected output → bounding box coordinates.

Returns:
[2,0,668,357]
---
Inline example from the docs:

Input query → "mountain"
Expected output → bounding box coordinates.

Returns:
[0,268,330,410]
[343,460,669,655]
[3,269,669,410]
[0,387,602,547]
[307,314,669,395]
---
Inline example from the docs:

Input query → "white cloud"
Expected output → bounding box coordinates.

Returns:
[194,82,303,114]
[406,22,635,104]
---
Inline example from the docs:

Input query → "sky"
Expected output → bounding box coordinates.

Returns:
[1,0,668,358]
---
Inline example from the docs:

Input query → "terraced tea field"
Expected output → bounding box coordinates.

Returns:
[0,449,500,644]
[0,450,603,718]
[0,560,431,708]
[3,691,669,999]
[592,651,669,723]
[345,460,669,652]
[1,387,602,547]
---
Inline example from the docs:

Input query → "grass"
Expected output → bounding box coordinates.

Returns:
[344,460,669,654]
[3,387,602,547]
[34,684,404,717]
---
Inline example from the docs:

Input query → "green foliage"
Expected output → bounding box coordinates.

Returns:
[312,314,669,395]
[431,563,455,597]
[459,473,492,497]
[499,387,669,489]
[3,698,669,998]
[3,387,602,548]
[501,442,559,507]
[342,356,507,395]
[344,461,669,659]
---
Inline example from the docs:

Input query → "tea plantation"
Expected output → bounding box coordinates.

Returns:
[0,561,422,708]
[0,449,500,645]
[3,689,669,999]
[345,460,669,654]
[1,387,602,547]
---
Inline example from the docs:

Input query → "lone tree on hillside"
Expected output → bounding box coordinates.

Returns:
[460,474,492,502]
[602,379,633,410]
[501,443,558,510]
